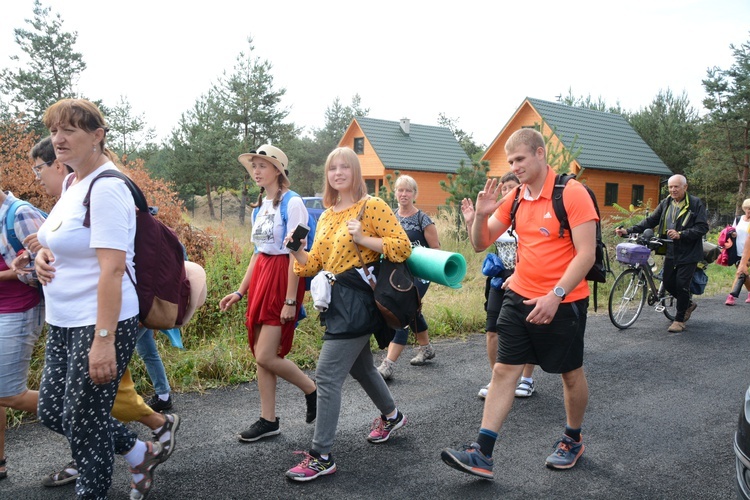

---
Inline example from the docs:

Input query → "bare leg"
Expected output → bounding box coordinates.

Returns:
[486,331,498,369]
[522,364,535,379]
[415,330,430,346]
[480,363,525,432]
[386,343,406,363]
[253,324,316,422]
[0,389,39,415]
[138,412,166,430]
[0,407,5,475]
[561,367,589,429]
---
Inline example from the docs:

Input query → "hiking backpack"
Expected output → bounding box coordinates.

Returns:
[83,170,191,330]
[510,173,612,310]
[252,190,317,252]
[252,190,318,290]
[5,200,48,252]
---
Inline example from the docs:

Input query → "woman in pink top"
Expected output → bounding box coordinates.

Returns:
[0,185,46,481]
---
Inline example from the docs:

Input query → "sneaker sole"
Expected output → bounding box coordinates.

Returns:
[440,450,493,479]
[367,416,407,443]
[285,464,337,482]
[545,444,585,470]
[515,389,534,398]
[238,429,281,443]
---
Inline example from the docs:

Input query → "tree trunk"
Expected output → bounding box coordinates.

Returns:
[239,174,248,225]
[206,181,215,219]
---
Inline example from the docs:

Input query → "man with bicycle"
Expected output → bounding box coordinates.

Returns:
[615,174,708,333]
[442,128,597,478]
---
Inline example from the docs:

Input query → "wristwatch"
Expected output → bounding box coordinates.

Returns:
[284,299,297,306]
[97,329,111,338]
[553,286,566,300]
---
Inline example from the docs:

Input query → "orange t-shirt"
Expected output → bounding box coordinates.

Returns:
[494,167,598,302]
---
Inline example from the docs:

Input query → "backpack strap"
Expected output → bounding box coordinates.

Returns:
[551,173,575,238]
[5,200,30,253]
[509,185,523,235]
[278,190,300,249]
[82,170,149,227]
[82,170,148,287]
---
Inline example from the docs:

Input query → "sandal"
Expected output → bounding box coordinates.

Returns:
[42,459,79,487]
[129,441,165,500]
[151,413,180,463]
[0,457,7,480]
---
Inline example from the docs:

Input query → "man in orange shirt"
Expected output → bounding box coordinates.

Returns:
[443,128,597,479]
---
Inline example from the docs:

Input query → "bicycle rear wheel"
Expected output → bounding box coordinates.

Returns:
[609,268,647,329]
[657,281,677,321]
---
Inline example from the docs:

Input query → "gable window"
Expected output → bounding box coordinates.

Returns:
[631,185,644,207]
[365,179,376,194]
[353,137,365,154]
[605,183,618,206]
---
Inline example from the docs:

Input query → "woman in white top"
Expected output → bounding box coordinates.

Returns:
[35,99,169,500]
[219,145,317,443]
[726,198,750,305]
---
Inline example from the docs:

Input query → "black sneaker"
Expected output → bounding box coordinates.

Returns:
[147,394,173,412]
[238,417,280,442]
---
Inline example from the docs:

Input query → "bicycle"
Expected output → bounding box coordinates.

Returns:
[608,231,677,329]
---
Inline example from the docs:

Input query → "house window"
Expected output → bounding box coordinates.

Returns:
[365,179,376,194]
[353,137,364,154]
[631,185,644,207]
[605,183,618,206]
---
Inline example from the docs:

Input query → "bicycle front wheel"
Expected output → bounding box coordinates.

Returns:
[609,268,647,329]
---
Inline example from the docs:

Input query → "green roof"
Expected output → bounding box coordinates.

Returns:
[526,97,673,176]
[355,117,471,173]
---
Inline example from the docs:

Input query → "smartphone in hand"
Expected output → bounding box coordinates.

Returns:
[286,223,310,251]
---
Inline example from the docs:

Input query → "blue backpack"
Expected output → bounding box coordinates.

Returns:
[5,200,48,252]
[252,190,317,253]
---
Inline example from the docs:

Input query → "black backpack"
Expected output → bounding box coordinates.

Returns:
[510,173,612,310]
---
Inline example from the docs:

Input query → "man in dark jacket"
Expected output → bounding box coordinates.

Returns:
[616,175,708,332]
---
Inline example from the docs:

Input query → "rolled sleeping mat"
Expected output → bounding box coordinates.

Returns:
[406,246,467,289]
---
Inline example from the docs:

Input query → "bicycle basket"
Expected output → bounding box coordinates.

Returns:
[615,243,651,265]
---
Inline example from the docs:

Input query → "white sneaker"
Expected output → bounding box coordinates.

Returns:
[376,359,395,380]
[478,384,490,399]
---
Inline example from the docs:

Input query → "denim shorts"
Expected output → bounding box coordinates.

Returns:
[0,302,44,398]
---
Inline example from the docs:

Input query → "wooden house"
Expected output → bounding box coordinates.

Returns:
[481,97,673,220]
[338,117,471,214]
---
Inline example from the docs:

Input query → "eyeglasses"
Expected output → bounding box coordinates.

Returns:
[31,159,55,178]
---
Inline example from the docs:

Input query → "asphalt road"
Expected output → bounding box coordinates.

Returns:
[2,293,749,499]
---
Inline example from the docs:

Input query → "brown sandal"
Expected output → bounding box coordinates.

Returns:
[42,460,79,487]
[129,441,165,500]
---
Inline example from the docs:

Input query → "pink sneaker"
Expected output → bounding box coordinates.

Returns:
[746,293,750,304]
[726,294,736,306]
[367,411,407,443]
[285,451,336,482]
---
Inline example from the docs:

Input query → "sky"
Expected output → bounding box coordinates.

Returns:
[1,0,749,148]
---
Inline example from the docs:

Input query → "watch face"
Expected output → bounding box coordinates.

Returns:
[554,287,565,298]
[98,329,109,337]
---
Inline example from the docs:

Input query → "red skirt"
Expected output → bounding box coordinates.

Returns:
[245,253,305,358]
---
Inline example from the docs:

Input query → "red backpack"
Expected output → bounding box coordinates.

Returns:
[83,170,191,329]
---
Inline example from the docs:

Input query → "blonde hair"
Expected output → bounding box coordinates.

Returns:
[742,198,750,210]
[394,174,418,198]
[322,147,367,208]
[43,98,118,164]
[505,128,545,155]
